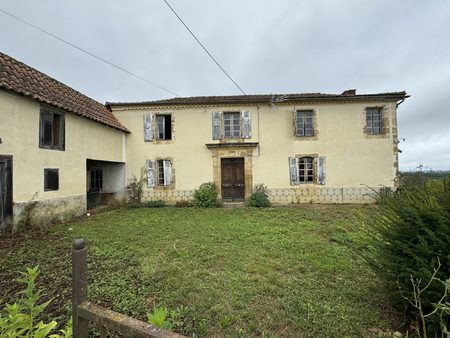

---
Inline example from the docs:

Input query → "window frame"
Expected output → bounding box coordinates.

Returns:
[298,156,315,183]
[295,110,315,137]
[44,168,59,191]
[39,106,65,151]
[154,159,173,187]
[223,112,241,139]
[155,114,172,140]
[365,107,383,135]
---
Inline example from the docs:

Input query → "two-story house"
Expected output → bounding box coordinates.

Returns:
[108,90,407,205]
[0,51,408,228]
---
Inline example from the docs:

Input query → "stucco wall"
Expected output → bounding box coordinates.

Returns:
[0,90,125,222]
[112,99,398,204]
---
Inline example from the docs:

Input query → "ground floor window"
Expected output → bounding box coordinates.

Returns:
[147,159,173,187]
[44,168,59,191]
[298,157,314,183]
[289,156,326,185]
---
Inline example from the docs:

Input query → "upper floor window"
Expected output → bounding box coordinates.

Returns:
[366,107,382,134]
[211,110,251,140]
[144,113,172,142]
[39,107,65,150]
[295,110,314,137]
[223,112,241,138]
[156,114,172,140]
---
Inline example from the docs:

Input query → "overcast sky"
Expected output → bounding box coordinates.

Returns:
[1,0,449,170]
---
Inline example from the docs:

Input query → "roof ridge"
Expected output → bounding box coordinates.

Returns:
[0,52,129,132]
[106,91,408,107]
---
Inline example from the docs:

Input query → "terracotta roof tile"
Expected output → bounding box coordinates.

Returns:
[0,52,129,132]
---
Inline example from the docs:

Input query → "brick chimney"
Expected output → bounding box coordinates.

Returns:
[341,89,356,95]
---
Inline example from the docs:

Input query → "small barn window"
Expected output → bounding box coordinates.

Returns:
[40,107,65,150]
[44,169,59,191]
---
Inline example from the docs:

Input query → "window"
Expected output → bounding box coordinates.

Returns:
[143,113,172,142]
[295,110,314,137]
[89,169,103,192]
[156,114,172,140]
[146,159,173,187]
[211,110,251,140]
[44,169,59,191]
[366,107,382,134]
[289,156,326,185]
[299,157,314,183]
[40,107,65,150]
[223,112,241,138]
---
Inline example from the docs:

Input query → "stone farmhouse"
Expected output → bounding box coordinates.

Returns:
[0,52,408,228]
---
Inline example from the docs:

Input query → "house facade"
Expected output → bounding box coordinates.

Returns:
[0,53,128,230]
[0,52,408,228]
[108,90,407,205]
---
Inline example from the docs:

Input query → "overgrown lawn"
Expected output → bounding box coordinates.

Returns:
[0,205,403,337]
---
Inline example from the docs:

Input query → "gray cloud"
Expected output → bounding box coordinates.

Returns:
[0,0,449,170]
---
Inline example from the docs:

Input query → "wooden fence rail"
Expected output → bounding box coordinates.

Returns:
[72,238,185,338]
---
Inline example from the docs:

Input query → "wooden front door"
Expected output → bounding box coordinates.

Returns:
[0,156,13,230]
[221,158,245,201]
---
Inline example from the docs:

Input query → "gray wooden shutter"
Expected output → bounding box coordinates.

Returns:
[289,157,299,185]
[144,114,153,142]
[212,111,222,140]
[163,160,172,186]
[318,156,326,185]
[242,110,251,138]
[146,160,155,187]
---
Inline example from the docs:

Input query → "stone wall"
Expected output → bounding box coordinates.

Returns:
[143,186,380,205]
[13,194,86,226]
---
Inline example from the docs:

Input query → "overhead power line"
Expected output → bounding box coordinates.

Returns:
[0,8,179,97]
[162,0,246,95]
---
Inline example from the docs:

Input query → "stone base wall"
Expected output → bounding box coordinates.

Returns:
[268,186,380,204]
[13,194,86,226]
[144,190,195,204]
[144,186,382,205]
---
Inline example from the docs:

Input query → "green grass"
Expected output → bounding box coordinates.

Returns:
[0,205,403,337]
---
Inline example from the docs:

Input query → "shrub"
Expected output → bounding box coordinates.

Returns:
[192,182,221,207]
[363,174,450,335]
[144,200,166,208]
[175,200,192,208]
[247,184,271,208]
[0,266,72,337]
[126,167,146,204]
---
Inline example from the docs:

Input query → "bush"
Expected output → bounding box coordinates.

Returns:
[363,174,450,334]
[193,183,221,207]
[144,200,166,208]
[247,184,271,208]
[175,200,192,208]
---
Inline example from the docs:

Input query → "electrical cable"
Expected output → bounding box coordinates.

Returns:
[0,8,180,97]
[162,0,246,95]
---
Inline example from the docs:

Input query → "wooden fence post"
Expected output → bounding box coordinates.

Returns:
[72,238,89,338]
